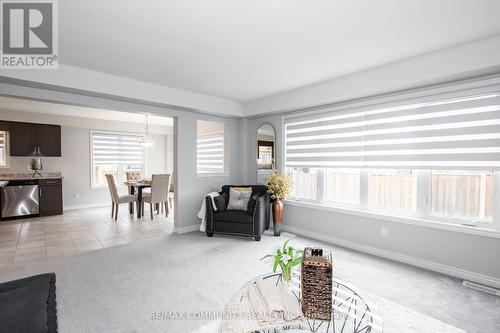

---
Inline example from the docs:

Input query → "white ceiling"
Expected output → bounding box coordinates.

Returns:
[0,96,174,126]
[58,0,500,102]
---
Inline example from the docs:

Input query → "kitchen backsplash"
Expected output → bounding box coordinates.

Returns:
[0,156,62,174]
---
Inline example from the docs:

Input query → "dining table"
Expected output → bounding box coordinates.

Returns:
[123,180,151,218]
[123,180,174,218]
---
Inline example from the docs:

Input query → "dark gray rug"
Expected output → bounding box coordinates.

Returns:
[0,272,57,333]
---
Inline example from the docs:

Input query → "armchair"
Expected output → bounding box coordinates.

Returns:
[205,185,270,241]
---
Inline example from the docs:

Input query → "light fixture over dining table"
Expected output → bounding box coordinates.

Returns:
[140,113,155,147]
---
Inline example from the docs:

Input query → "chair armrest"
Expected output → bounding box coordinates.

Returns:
[252,193,270,236]
[205,196,216,234]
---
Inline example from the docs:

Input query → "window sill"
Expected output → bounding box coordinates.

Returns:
[197,172,230,178]
[284,199,500,239]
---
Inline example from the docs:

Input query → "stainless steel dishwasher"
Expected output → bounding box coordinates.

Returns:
[1,179,40,218]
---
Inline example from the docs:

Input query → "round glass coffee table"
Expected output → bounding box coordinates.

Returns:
[226,272,383,333]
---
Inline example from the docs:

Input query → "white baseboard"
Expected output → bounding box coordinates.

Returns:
[283,225,500,289]
[174,224,200,234]
[63,202,110,211]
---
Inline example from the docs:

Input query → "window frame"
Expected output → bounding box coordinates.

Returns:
[196,120,229,177]
[427,169,496,224]
[0,130,9,168]
[283,76,500,234]
[321,168,361,208]
[90,130,147,189]
[365,168,417,216]
[287,167,499,231]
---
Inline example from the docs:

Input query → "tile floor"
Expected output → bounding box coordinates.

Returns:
[0,205,173,266]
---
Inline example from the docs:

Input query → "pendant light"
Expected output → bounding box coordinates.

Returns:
[140,113,155,147]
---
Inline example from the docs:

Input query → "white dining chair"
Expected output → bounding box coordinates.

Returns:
[105,174,137,220]
[141,174,170,219]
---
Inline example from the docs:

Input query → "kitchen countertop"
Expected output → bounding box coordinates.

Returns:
[0,173,63,181]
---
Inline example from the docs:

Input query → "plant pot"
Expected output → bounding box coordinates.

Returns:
[273,200,283,236]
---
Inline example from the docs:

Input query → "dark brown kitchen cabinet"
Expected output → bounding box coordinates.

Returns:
[0,121,10,131]
[39,178,63,216]
[36,124,61,156]
[9,122,61,156]
[9,122,36,156]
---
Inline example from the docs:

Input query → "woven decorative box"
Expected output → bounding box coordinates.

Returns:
[300,247,332,321]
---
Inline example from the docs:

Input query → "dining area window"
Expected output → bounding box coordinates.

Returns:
[0,131,7,167]
[91,131,145,187]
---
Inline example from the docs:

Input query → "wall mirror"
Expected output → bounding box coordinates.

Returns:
[256,123,275,184]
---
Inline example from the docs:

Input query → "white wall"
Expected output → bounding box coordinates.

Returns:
[244,35,500,115]
[0,110,171,209]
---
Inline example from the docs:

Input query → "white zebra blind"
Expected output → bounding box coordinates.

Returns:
[285,90,500,170]
[197,131,224,174]
[92,132,145,165]
[0,131,6,167]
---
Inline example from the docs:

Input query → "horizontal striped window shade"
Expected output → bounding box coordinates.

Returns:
[285,91,500,170]
[197,131,224,174]
[0,131,6,166]
[92,132,145,165]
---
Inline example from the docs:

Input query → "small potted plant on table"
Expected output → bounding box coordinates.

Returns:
[261,240,303,284]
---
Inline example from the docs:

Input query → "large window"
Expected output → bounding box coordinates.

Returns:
[197,120,225,175]
[285,85,500,227]
[431,170,494,222]
[0,131,7,167]
[368,169,415,213]
[324,168,360,205]
[91,131,145,187]
[289,168,319,201]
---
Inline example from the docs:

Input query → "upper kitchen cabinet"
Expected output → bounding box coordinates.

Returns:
[9,122,61,157]
[36,123,61,156]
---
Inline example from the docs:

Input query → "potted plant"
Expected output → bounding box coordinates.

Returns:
[261,240,303,283]
[266,169,291,236]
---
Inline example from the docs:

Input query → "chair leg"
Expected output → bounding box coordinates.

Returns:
[141,202,145,218]
[114,203,118,220]
[131,203,134,215]
[150,203,153,220]
[111,203,115,218]
[165,202,169,217]
[169,198,173,209]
